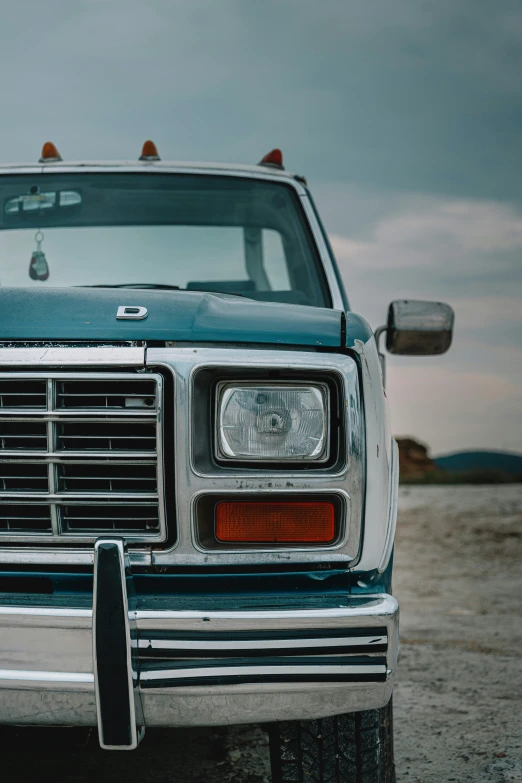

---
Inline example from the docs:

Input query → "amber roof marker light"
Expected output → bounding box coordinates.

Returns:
[139,140,161,161]
[39,142,62,163]
[258,148,284,169]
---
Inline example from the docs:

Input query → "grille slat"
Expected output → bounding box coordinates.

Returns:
[0,463,49,492]
[0,380,47,409]
[62,504,160,533]
[0,504,52,532]
[57,422,156,452]
[57,463,157,493]
[57,380,156,410]
[0,422,48,451]
[0,374,165,542]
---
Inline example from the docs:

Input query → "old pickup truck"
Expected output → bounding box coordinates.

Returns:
[0,142,453,782]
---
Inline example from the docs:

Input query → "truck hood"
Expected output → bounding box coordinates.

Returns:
[0,287,372,348]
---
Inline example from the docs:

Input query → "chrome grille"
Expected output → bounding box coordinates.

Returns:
[0,373,165,543]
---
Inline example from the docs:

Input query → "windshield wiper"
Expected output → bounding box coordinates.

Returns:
[79,284,249,297]
[82,283,181,290]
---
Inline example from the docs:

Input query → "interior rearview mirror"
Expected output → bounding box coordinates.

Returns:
[4,188,82,225]
[385,299,454,356]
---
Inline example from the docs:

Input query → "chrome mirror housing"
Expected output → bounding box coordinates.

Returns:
[384,299,454,356]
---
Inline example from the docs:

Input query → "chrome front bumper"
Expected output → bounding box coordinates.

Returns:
[0,543,398,748]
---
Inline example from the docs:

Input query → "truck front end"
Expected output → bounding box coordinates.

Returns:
[0,145,451,782]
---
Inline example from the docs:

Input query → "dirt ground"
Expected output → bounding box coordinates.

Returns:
[4,484,522,782]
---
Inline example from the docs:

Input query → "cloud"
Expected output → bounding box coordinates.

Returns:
[324,194,522,337]
[330,198,522,271]
[387,365,522,453]
[448,297,522,329]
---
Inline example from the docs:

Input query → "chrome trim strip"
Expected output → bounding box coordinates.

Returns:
[0,549,152,565]
[0,668,93,684]
[136,595,399,626]
[0,606,92,618]
[93,538,144,750]
[0,494,159,501]
[138,635,387,651]
[0,411,157,420]
[140,663,387,682]
[378,438,399,573]
[0,594,397,624]
[0,346,145,366]
[0,450,159,458]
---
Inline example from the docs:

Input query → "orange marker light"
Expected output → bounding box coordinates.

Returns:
[39,142,62,162]
[139,140,160,161]
[259,148,284,168]
[215,501,335,543]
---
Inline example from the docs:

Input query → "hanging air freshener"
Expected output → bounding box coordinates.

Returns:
[29,230,50,281]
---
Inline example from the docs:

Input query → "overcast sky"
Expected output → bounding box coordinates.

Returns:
[1,0,521,455]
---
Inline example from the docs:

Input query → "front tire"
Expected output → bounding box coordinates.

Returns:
[269,699,395,783]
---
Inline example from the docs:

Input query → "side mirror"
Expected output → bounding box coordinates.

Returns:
[383,299,454,356]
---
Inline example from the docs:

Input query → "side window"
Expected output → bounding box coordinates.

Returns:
[262,229,291,290]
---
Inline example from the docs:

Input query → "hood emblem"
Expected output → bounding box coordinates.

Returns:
[116,306,148,320]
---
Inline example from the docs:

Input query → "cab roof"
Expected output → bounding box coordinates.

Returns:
[0,143,307,185]
[0,158,295,177]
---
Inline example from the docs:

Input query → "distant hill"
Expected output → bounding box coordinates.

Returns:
[396,440,522,484]
[435,451,522,476]
[396,438,436,479]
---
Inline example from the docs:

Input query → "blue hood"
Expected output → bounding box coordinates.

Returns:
[0,288,373,348]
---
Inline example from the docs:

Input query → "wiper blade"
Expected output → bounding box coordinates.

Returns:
[81,283,181,290]
[78,284,248,297]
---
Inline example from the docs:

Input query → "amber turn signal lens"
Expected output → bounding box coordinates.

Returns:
[215,501,335,543]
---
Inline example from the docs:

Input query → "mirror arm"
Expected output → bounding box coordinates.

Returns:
[374,325,387,350]
[374,325,388,386]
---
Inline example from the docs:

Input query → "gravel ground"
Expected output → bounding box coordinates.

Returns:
[4,484,522,782]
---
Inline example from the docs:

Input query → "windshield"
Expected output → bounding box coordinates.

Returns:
[0,173,331,308]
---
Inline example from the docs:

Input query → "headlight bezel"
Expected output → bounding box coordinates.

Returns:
[215,380,331,464]
[190,363,348,475]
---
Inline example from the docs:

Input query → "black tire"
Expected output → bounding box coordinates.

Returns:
[269,699,395,783]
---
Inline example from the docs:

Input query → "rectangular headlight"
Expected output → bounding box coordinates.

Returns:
[216,383,329,461]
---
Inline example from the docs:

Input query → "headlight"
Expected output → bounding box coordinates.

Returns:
[216,383,329,461]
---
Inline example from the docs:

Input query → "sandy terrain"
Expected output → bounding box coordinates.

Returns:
[3,485,522,782]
